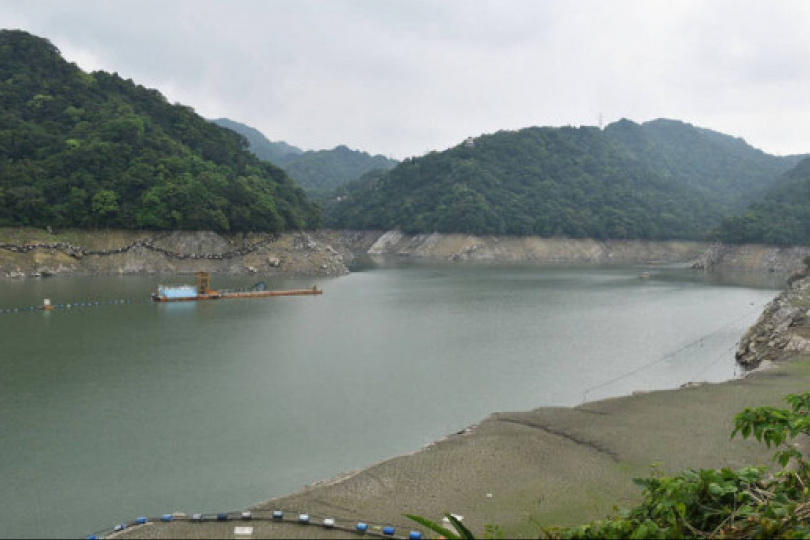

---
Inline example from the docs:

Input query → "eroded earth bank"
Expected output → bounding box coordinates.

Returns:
[3,228,810,278]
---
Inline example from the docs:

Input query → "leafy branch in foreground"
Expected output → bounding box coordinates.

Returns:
[732,392,810,474]
[406,392,810,539]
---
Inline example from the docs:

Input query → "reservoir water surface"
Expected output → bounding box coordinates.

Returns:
[0,259,783,538]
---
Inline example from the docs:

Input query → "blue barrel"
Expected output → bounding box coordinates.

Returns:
[410,532,422,539]
[136,517,147,524]
[383,526,395,536]
[161,514,173,522]
[216,513,229,521]
[356,522,368,532]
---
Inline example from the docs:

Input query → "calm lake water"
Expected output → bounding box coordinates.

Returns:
[0,259,782,538]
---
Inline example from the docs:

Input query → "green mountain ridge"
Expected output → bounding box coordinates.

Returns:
[3,29,808,245]
[0,30,319,232]
[211,117,397,198]
[716,157,810,245]
[280,145,397,199]
[210,117,302,165]
[605,118,805,213]
[324,121,801,241]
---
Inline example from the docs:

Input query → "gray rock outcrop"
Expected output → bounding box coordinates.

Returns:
[0,229,361,278]
[736,262,810,369]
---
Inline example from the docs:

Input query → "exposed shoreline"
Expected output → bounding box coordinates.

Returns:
[112,356,810,540]
[3,227,810,278]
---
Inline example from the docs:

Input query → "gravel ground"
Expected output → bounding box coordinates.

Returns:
[112,357,810,539]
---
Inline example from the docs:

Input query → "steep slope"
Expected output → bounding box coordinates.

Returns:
[210,117,302,164]
[716,158,810,245]
[325,125,724,240]
[605,118,804,213]
[0,30,319,232]
[280,145,397,198]
[210,118,397,198]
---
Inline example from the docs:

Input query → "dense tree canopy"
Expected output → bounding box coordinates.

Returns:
[605,119,805,214]
[4,30,807,244]
[0,30,320,232]
[325,123,800,241]
[716,158,810,245]
[279,145,397,200]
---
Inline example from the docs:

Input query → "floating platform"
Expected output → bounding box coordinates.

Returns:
[151,272,322,303]
[151,287,322,303]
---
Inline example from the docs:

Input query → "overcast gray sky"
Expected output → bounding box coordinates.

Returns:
[2,0,809,159]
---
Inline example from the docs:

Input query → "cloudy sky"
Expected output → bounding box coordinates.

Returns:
[2,0,809,159]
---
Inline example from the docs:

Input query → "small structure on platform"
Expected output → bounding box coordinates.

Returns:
[151,272,322,302]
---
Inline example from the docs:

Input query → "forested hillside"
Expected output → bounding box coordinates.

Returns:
[0,30,320,232]
[716,158,810,245]
[212,118,397,199]
[605,119,805,214]
[210,117,302,165]
[280,145,397,199]
[4,29,806,243]
[325,122,800,240]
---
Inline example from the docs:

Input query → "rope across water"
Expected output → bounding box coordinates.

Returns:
[581,303,767,403]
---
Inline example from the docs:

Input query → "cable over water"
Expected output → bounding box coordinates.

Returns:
[581,302,767,403]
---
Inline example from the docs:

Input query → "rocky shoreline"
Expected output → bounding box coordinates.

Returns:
[0,229,380,278]
[690,242,810,274]
[735,261,810,369]
[4,228,810,279]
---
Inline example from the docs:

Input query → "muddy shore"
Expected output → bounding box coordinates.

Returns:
[110,356,810,540]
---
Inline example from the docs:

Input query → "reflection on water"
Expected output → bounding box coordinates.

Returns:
[0,262,782,538]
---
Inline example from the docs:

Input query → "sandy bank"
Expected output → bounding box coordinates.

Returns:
[113,356,810,540]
